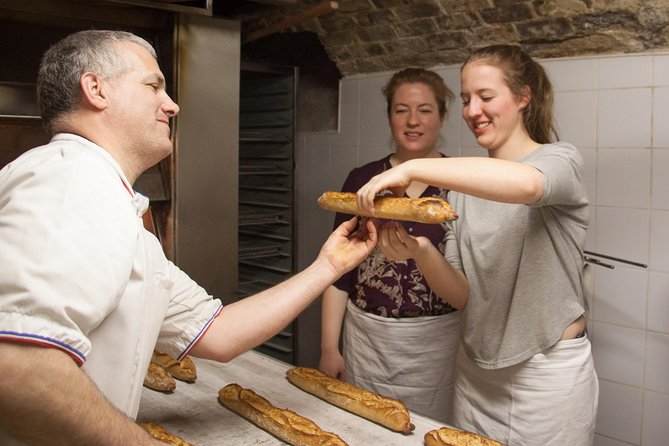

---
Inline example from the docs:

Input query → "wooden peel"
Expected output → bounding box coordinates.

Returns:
[317,191,458,224]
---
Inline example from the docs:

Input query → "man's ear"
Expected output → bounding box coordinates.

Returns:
[80,72,108,110]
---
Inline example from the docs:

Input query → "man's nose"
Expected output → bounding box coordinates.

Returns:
[164,94,180,117]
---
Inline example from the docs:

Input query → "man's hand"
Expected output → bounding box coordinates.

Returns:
[192,217,377,364]
[318,217,378,274]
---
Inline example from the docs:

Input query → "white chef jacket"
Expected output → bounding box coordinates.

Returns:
[0,134,223,428]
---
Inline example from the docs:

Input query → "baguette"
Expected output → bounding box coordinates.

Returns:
[138,422,194,446]
[286,367,414,433]
[317,191,458,224]
[143,361,176,393]
[218,383,348,446]
[424,426,503,446]
[152,350,197,383]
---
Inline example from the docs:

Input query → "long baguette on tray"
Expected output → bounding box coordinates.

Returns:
[424,426,503,446]
[286,367,415,433]
[218,383,348,446]
[317,191,458,224]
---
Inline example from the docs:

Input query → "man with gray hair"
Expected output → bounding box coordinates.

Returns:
[0,30,377,445]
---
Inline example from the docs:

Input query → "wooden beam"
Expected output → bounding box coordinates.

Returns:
[244,1,339,43]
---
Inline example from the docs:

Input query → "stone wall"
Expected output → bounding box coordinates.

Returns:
[245,0,669,75]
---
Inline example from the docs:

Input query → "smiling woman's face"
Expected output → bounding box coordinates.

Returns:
[389,82,444,158]
[460,61,529,156]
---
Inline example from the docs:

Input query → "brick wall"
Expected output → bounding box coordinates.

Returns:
[244,0,669,75]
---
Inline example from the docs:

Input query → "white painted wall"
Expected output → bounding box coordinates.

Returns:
[294,52,669,446]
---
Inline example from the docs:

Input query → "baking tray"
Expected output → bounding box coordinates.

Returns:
[137,351,447,445]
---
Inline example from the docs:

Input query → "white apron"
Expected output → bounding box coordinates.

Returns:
[453,335,599,445]
[343,300,461,423]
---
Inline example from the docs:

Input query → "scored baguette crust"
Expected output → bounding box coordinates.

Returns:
[138,422,194,446]
[151,350,178,369]
[167,356,197,382]
[152,350,197,383]
[286,367,415,433]
[218,383,348,446]
[317,191,458,224]
[143,362,176,393]
[424,426,504,446]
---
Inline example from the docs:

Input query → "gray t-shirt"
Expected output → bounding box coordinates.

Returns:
[445,142,589,369]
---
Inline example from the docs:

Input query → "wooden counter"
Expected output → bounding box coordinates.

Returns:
[137,351,446,445]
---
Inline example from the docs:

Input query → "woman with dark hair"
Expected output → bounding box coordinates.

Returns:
[355,46,598,445]
[319,67,462,423]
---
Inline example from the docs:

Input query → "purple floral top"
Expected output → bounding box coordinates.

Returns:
[332,155,456,318]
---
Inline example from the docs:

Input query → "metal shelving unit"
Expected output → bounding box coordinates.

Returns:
[238,62,297,364]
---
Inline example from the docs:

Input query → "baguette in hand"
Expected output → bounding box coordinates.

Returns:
[317,191,458,224]
[286,367,414,433]
[218,383,348,446]
[424,426,503,446]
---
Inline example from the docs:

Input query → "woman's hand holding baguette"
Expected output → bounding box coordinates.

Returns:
[377,221,429,262]
[356,162,414,216]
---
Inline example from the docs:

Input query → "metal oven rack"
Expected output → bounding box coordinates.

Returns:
[238,62,297,364]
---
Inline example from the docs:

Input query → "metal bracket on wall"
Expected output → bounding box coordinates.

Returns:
[584,250,648,270]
